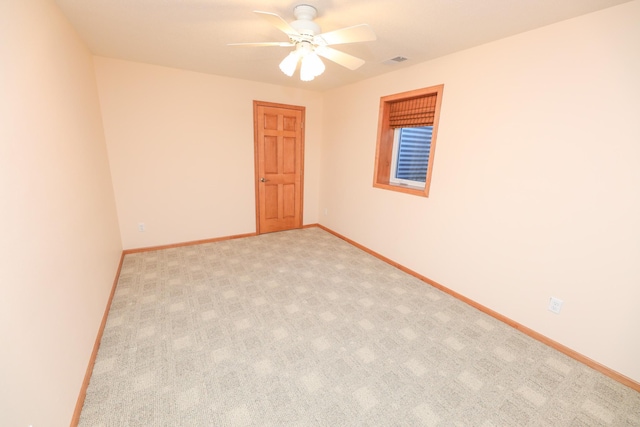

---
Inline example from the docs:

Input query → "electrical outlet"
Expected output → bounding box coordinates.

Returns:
[548,297,563,314]
[324,208,328,216]
[138,222,145,232]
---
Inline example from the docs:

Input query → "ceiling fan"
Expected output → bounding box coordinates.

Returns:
[228,4,376,81]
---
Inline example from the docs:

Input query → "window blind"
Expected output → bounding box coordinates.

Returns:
[388,94,437,128]
[395,127,432,182]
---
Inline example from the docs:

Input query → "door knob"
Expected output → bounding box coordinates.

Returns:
[260,177,269,182]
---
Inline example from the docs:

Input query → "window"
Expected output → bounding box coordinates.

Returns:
[391,126,432,187]
[373,84,443,197]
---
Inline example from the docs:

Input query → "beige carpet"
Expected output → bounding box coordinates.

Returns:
[79,227,640,426]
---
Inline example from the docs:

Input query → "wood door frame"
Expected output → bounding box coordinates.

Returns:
[253,100,305,234]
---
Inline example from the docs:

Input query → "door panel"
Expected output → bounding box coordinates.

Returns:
[283,184,295,218]
[254,101,304,234]
[283,137,296,174]
[265,185,279,219]
[264,136,278,174]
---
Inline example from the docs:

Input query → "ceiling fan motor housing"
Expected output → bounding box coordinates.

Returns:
[291,4,321,37]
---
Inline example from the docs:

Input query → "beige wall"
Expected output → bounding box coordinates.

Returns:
[320,1,640,383]
[0,0,123,426]
[94,57,323,249]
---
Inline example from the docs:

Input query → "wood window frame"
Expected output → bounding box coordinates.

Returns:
[373,84,444,197]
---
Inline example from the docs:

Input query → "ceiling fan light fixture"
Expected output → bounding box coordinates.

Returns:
[300,51,325,81]
[279,51,300,77]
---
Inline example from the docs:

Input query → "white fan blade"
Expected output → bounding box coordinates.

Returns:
[254,11,300,38]
[314,24,376,46]
[315,46,365,70]
[228,42,294,47]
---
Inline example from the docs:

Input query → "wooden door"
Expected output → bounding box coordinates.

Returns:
[254,101,304,234]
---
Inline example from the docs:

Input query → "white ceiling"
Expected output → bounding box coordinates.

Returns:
[55,0,632,91]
